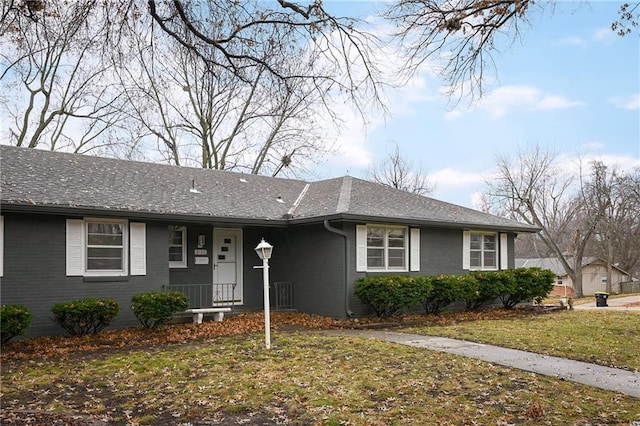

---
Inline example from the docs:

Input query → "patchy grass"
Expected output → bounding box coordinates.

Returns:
[404,310,640,372]
[2,332,639,425]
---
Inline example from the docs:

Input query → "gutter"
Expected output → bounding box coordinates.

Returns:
[323,219,354,318]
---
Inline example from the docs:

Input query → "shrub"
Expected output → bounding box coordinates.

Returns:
[1,305,32,344]
[499,267,555,309]
[131,292,189,328]
[467,270,514,310]
[420,274,465,315]
[52,298,120,336]
[354,275,424,318]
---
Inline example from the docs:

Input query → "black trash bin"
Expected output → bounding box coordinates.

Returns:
[595,292,609,307]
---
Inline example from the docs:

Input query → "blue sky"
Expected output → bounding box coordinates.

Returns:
[317,1,640,208]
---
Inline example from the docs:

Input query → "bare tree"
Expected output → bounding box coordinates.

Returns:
[367,143,434,196]
[2,0,382,174]
[484,146,608,297]
[588,163,640,288]
[118,13,335,175]
[143,0,385,113]
[0,1,128,152]
[384,0,639,100]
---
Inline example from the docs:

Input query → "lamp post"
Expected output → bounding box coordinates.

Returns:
[254,238,273,349]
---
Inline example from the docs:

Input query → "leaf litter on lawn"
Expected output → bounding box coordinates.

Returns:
[2,310,640,425]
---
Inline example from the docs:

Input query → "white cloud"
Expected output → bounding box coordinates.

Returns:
[536,95,585,110]
[476,85,584,117]
[444,109,464,121]
[610,94,640,110]
[470,191,486,211]
[480,86,540,117]
[594,27,615,42]
[431,167,486,187]
[557,152,640,178]
[556,36,585,47]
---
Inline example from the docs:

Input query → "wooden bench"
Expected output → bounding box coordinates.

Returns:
[184,307,232,324]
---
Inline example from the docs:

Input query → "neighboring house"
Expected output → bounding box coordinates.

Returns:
[515,257,631,297]
[1,146,538,337]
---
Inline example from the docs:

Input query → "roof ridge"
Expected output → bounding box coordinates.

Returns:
[336,176,352,213]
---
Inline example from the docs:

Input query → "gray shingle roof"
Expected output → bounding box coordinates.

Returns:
[1,145,538,231]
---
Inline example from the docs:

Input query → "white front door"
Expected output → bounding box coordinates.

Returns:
[212,228,243,305]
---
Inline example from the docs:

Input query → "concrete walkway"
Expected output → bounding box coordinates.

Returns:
[318,329,640,398]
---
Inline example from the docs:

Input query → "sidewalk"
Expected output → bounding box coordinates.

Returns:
[573,294,640,311]
[317,329,640,398]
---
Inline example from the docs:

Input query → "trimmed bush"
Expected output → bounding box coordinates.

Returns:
[1,305,32,344]
[354,275,424,317]
[499,267,555,309]
[420,274,465,315]
[467,270,514,310]
[52,298,120,336]
[131,292,189,328]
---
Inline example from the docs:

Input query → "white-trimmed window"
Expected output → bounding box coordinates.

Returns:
[86,220,126,272]
[169,226,187,268]
[66,218,146,277]
[356,225,417,272]
[463,231,502,271]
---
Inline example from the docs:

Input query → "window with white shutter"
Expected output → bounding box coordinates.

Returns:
[66,218,146,277]
[356,224,415,272]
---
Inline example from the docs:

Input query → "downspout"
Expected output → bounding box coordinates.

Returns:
[324,220,354,317]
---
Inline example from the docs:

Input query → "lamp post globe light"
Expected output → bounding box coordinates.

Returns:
[254,238,273,349]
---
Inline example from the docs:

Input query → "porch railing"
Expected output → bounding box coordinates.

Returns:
[272,281,293,310]
[163,281,294,310]
[163,283,237,310]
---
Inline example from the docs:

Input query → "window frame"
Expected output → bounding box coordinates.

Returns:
[468,231,498,271]
[84,218,128,277]
[365,225,408,272]
[169,226,187,268]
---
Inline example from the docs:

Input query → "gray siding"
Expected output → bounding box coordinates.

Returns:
[241,225,346,318]
[1,212,523,337]
[283,224,346,318]
[1,213,168,337]
[169,224,213,285]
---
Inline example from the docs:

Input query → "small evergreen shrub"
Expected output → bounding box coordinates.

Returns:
[1,305,32,344]
[52,298,120,336]
[131,292,189,328]
[499,267,555,309]
[420,274,465,315]
[467,270,514,310]
[354,275,424,317]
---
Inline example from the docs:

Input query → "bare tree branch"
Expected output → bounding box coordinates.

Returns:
[367,143,434,196]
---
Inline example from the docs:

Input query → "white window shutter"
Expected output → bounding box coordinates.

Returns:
[410,228,420,272]
[130,222,146,276]
[500,233,509,270]
[0,216,4,277]
[66,219,85,276]
[356,225,367,272]
[462,230,470,270]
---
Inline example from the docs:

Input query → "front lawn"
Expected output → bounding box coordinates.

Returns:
[1,311,639,425]
[403,310,640,371]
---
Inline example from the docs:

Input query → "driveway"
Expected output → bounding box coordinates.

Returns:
[573,294,640,311]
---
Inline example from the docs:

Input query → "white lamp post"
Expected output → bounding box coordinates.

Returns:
[254,238,273,349]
